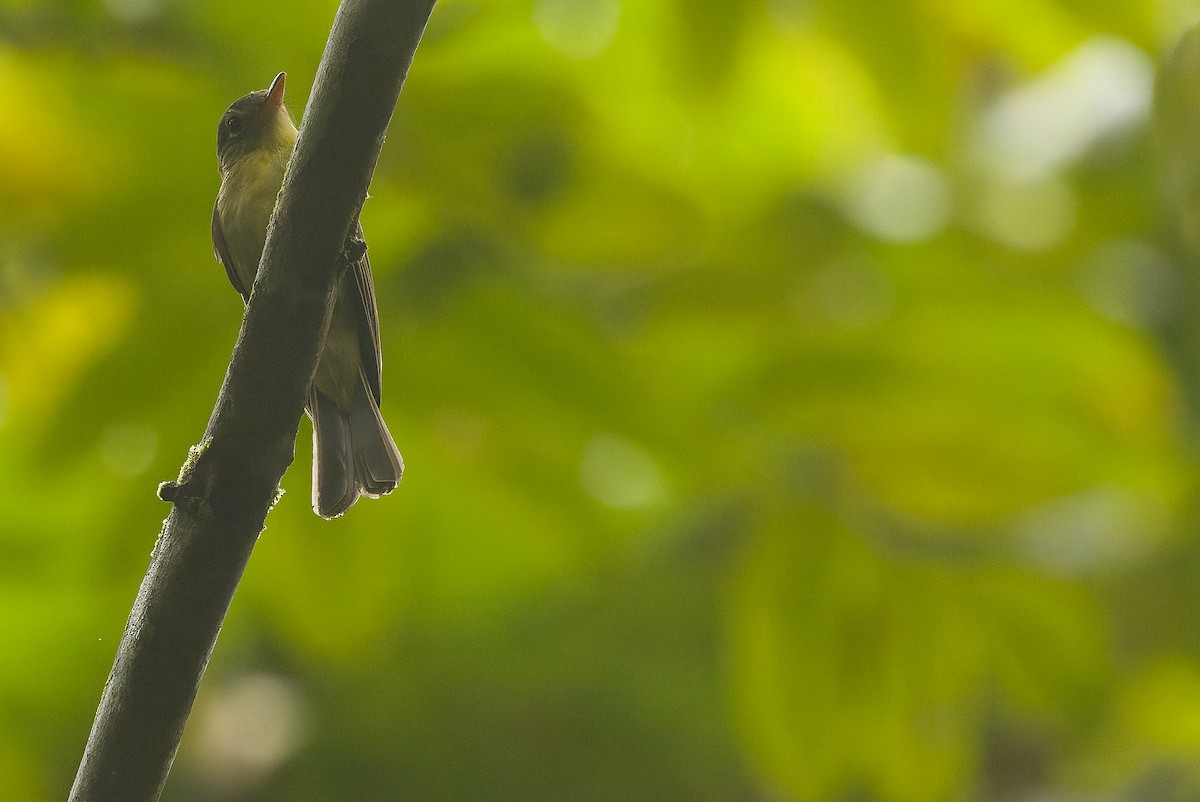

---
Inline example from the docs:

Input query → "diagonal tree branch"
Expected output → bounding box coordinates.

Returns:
[69,2,436,799]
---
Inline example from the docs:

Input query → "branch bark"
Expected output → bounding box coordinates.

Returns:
[69,2,435,799]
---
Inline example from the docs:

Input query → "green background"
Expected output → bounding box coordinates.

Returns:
[5,0,1200,799]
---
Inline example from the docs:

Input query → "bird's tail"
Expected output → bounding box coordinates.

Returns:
[310,377,403,519]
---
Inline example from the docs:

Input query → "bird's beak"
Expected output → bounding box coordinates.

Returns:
[266,72,286,108]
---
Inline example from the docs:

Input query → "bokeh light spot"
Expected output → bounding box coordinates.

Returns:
[971,175,1075,252]
[534,0,621,59]
[580,434,666,509]
[102,0,161,24]
[970,36,1153,181]
[1080,239,1179,329]
[812,254,895,329]
[1014,486,1162,575]
[842,154,952,243]
[99,423,158,477]
[191,673,309,794]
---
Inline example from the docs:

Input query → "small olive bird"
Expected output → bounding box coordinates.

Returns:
[213,72,403,518]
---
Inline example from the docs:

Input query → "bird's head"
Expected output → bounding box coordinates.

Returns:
[216,72,298,175]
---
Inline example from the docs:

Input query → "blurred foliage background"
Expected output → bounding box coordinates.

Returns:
[7,0,1200,799]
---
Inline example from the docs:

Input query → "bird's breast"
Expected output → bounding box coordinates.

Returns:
[217,149,290,290]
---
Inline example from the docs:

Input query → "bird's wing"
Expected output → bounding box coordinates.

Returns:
[214,203,384,404]
[212,201,250,303]
[349,220,384,405]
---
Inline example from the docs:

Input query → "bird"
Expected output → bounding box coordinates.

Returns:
[212,72,403,518]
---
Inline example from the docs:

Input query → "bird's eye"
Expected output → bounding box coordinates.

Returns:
[223,116,244,136]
